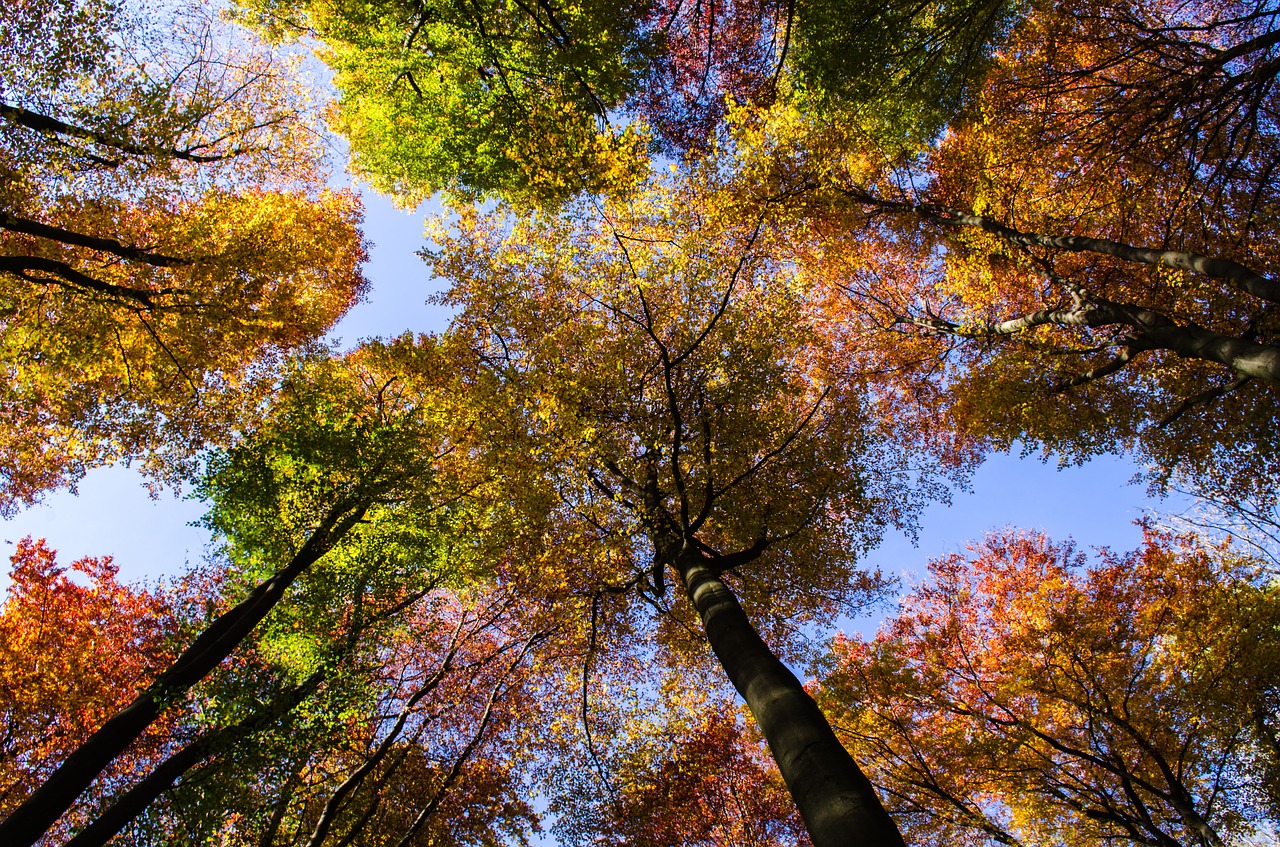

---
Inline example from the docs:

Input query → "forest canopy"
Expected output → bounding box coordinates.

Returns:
[2,0,1279,845]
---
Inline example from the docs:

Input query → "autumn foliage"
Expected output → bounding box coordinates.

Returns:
[6,0,1280,844]
[0,538,174,814]
[596,704,810,847]
[819,530,1280,846]
[0,0,369,509]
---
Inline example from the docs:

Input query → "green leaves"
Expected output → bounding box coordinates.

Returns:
[198,339,471,580]
[790,0,1020,146]
[238,0,656,205]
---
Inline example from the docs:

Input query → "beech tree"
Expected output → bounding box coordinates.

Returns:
[959,0,1280,215]
[817,530,1280,846]
[545,676,812,847]
[0,539,176,818]
[0,537,540,847]
[714,0,1280,511]
[891,0,1280,505]
[0,0,368,509]
[0,338,486,847]
[227,0,1024,206]
[93,589,542,847]
[428,168,946,847]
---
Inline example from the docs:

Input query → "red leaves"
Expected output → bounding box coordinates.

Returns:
[0,538,174,812]
[635,0,788,151]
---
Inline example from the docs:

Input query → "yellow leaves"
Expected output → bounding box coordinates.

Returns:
[0,182,369,508]
[427,164,903,640]
[0,0,364,507]
[727,98,888,197]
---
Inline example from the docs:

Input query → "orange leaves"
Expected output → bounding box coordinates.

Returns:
[819,529,1280,846]
[0,538,175,809]
[600,704,810,847]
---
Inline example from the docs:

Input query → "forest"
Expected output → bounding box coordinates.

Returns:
[2,0,1280,844]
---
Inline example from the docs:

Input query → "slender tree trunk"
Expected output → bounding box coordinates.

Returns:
[0,501,368,847]
[676,552,906,847]
[259,752,310,847]
[63,672,326,847]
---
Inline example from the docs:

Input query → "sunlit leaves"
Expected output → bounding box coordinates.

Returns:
[818,530,1280,846]
[551,685,811,847]
[0,0,368,509]
[236,0,657,205]
[429,168,917,639]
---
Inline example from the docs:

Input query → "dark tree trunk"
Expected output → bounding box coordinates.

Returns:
[676,552,906,847]
[0,502,367,847]
[63,672,326,847]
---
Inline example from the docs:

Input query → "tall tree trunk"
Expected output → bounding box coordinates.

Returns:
[0,500,368,847]
[63,672,327,847]
[676,552,906,847]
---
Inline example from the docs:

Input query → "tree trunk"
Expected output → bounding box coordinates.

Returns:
[0,501,367,847]
[676,552,906,847]
[63,671,326,847]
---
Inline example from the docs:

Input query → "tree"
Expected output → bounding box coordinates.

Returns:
[889,0,1280,500]
[429,167,942,846]
[801,182,1280,482]
[718,7,1280,511]
[0,538,175,818]
[231,0,657,204]
[547,679,812,847]
[88,588,542,847]
[229,0,1026,206]
[275,592,542,847]
[819,0,1280,505]
[786,0,1017,148]
[0,338,480,847]
[0,0,368,509]
[817,529,1280,846]
[957,0,1280,216]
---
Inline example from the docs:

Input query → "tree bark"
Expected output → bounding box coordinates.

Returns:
[1139,319,1280,381]
[925,205,1280,307]
[676,552,906,847]
[0,101,226,163]
[0,500,368,847]
[63,671,326,847]
[0,210,192,267]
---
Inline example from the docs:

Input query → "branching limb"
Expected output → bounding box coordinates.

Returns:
[1048,346,1140,393]
[1158,375,1253,428]
[0,211,192,267]
[0,255,175,308]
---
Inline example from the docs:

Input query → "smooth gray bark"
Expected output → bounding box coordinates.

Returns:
[677,553,906,847]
